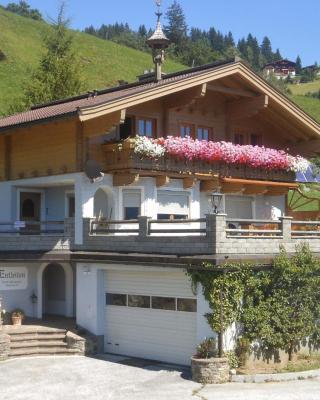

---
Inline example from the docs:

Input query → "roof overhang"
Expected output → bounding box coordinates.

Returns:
[78,61,320,141]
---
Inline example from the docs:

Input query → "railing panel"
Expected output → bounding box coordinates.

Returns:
[90,220,139,236]
[291,221,320,238]
[226,218,282,238]
[0,221,65,235]
[149,218,206,236]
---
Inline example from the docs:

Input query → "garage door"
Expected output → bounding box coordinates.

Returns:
[104,269,197,365]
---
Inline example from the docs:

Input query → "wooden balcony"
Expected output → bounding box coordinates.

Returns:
[102,140,296,186]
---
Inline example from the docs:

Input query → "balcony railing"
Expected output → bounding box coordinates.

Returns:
[102,140,296,183]
[83,215,320,256]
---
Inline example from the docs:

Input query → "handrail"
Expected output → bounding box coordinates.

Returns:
[226,218,281,224]
[149,218,205,224]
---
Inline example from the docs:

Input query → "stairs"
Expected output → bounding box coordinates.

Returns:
[4,326,83,358]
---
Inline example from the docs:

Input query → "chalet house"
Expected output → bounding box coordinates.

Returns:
[263,59,296,79]
[0,12,320,366]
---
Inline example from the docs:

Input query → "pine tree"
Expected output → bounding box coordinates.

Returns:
[13,4,82,110]
[164,0,188,51]
[261,36,273,63]
[274,48,282,61]
[295,55,302,75]
[138,25,147,38]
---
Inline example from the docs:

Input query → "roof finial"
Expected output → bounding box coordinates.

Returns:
[147,0,170,81]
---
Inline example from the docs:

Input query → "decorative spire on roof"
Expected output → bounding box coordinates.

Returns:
[147,0,170,81]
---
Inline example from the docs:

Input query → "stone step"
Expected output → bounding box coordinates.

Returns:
[3,326,66,335]
[10,340,67,349]
[9,333,66,342]
[9,347,82,358]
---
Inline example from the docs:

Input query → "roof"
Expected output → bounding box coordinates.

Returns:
[1,58,320,138]
[0,59,233,132]
[264,59,296,68]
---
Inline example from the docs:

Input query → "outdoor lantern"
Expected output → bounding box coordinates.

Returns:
[210,192,223,214]
[30,292,38,304]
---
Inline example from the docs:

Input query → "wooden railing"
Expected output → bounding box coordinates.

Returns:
[291,221,320,238]
[90,219,139,235]
[102,140,295,183]
[226,218,282,237]
[148,218,206,235]
[0,220,65,235]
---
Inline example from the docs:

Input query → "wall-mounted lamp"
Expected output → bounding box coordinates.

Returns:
[30,292,38,304]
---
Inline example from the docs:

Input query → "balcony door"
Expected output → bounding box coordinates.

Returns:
[19,191,42,232]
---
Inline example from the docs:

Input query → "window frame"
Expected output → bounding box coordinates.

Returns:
[179,122,195,139]
[197,126,213,141]
[136,117,157,138]
[120,187,144,220]
[233,132,263,146]
[156,189,191,221]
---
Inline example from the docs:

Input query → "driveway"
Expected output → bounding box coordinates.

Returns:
[0,354,320,400]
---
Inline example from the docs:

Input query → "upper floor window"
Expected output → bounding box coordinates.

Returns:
[234,133,246,145]
[250,134,262,146]
[123,189,141,220]
[180,123,194,138]
[137,118,156,138]
[234,133,262,146]
[157,190,189,220]
[197,126,213,141]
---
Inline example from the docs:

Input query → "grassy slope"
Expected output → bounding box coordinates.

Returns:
[0,8,184,115]
[1,8,320,125]
[289,79,320,95]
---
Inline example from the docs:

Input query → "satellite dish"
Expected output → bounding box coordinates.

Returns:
[85,160,104,183]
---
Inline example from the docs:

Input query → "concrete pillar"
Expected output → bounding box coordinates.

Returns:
[206,213,227,253]
[138,216,151,238]
[280,216,293,241]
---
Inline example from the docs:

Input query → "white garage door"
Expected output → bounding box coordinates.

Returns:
[104,269,197,365]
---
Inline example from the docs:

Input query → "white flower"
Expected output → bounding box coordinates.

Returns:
[133,136,166,159]
[287,155,310,173]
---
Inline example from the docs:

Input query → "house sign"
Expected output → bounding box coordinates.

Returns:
[0,267,28,290]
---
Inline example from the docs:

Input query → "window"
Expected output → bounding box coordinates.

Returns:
[177,298,197,312]
[152,296,176,311]
[234,133,245,145]
[234,133,262,146]
[123,189,141,220]
[250,134,262,146]
[225,195,253,220]
[197,126,212,141]
[128,295,150,309]
[180,123,194,138]
[157,191,189,220]
[137,118,156,138]
[106,293,127,306]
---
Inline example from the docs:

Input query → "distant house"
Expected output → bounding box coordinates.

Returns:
[263,59,296,80]
[302,64,320,76]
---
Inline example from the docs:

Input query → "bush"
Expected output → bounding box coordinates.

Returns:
[196,338,218,359]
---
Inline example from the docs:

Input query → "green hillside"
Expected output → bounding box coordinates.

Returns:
[1,8,320,125]
[0,8,184,116]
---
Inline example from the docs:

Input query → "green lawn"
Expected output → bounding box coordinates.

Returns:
[290,95,320,123]
[289,79,320,95]
[0,8,184,116]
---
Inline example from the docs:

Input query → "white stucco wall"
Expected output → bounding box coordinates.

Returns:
[0,263,38,317]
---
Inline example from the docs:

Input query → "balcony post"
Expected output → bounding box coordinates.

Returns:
[138,216,151,239]
[279,216,293,241]
[206,213,227,253]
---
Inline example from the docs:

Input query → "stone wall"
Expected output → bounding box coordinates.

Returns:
[191,357,230,384]
[0,332,10,361]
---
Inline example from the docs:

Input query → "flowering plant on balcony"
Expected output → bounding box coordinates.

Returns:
[133,136,309,173]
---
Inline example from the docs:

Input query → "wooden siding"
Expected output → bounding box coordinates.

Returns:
[9,119,77,180]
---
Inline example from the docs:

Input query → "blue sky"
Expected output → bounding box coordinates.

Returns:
[1,0,319,65]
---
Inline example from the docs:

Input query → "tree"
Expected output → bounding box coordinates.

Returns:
[261,36,273,64]
[242,245,320,361]
[164,0,188,52]
[13,4,82,110]
[274,48,282,61]
[296,55,302,75]
[6,1,42,20]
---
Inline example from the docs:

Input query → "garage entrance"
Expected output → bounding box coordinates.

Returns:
[104,270,197,366]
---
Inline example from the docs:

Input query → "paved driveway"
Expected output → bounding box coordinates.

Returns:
[0,354,320,400]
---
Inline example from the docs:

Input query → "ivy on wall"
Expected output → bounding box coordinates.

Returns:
[188,244,320,361]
